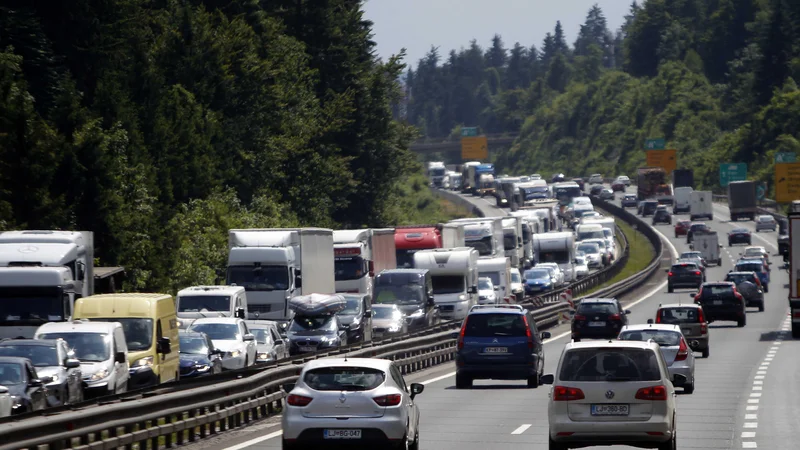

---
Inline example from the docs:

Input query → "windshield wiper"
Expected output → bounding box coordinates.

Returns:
[606,376,637,382]
[338,384,367,391]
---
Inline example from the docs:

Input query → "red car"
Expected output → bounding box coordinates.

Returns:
[674,220,691,237]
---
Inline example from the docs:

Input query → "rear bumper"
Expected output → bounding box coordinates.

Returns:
[282,416,407,441]
[550,418,672,444]
[571,325,621,339]
[684,336,709,351]
[456,360,539,380]
[668,279,702,288]
[668,364,693,385]
[701,306,745,322]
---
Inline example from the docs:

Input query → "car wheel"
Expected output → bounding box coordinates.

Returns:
[455,373,472,389]
[738,317,746,328]
[668,285,674,293]
[657,420,677,450]
[684,378,695,394]
[527,375,539,389]
[764,284,769,293]
[702,348,709,358]
[409,429,420,450]
[549,436,568,450]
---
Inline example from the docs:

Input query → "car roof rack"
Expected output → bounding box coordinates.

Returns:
[469,304,525,312]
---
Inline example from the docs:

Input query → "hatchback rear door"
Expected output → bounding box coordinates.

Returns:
[460,313,530,365]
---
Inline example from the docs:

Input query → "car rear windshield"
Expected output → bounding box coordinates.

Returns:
[577,302,617,315]
[658,308,699,324]
[731,228,749,234]
[303,367,386,391]
[619,330,681,347]
[464,313,527,337]
[726,273,756,285]
[672,264,698,272]
[736,263,763,273]
[701,285,735,296]
[559,348,661,382]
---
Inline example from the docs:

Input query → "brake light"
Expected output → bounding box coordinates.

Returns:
[553,386,585,401]
[675,338,689,361]
[698,309,707,334]
[574,314,586,321]
[655,313,662,324]
[522,314,534,350]
[457,317,468,350]
[609,314,621,321]
[694,271,701,276]
[287,394,313,407]
[635,385,668,401]
[373,394,403,406]
[668,272,674,277]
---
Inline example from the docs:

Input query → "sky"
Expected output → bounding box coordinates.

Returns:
[362,0,631,70]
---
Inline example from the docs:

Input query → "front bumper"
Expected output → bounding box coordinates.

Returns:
[128,366,158,389]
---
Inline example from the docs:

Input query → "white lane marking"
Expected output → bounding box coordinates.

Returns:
[774,342,782,345]
[711,203,776,250]
[753,386,762,391]
[224,430,284,450]
[754,380,763,385]
[421,371,456,385]
[750,392,762,397]
[747,405,759,411]
[511,424,532,435]
[748,399,760,404]
[770,346,779,350]
[764,357,773,361]
[744,422,758,428]
[742,442,757,448]
[762,361,770,365]
[742,431,756,438]
[745,414,758,420]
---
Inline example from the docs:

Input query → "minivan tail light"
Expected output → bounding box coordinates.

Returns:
[655,313,662,324]
[635,385,667,401]
[373,394,402,406]
[675,338,689,361]
[694,271,701,276]
[287,395,313,407]
[553,386,585,401]
[458,317,468,350]
[609,314,621,321]
[522,314,534,350]
[574,314,586,321]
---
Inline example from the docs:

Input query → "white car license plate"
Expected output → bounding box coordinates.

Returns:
[591,404,629,416]
[713,300,723,305]
[484,347,508,353]
[324,429,361,439]
[298,346,316,352]
[681,328,693,335]
[588,321,606,327]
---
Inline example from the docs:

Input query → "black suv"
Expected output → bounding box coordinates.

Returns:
[692,282,746,327]
[724,271,765,312]
[652,208,672,225]
[667,262,703,293]
[638,200,659,217]
[570,298,630,341]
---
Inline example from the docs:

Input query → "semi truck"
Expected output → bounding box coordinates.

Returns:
[393,224,465,268]
[516,180,551,206]
[427,161,446,187]
[672,169,694,188]
[502,217,524,268]
[460,162,481,194]
[449,217,504,259]
[413,247,479,321]
[637,167,672,204]
[727,180,757,221]
[0,230,125,338]
[226,228,335,320]
[533,232,576,283]
[333,228,396,295]
[787,207,800,337]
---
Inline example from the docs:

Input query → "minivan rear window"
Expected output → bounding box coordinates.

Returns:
[464,313,527,337]
[576,303,617,315]
[736,263,762,273]
[658,308,699,324]
[304,367,385,391]
[559,348,661,382]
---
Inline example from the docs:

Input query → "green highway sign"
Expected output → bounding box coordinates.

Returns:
[461,127,479,137]
[756,183,767,201]
[719,163,747,187]
[645,138,666,150]
[775,152,796,163]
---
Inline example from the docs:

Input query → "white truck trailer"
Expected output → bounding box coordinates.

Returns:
[227,228,335,320]
[533,232,576,283]
[413,247,479,321]
[502,217,524,268]
[449,217,505,259]
[333,228,396,295]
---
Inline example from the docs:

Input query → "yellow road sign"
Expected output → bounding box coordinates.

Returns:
[461,136,488,160]
[646,149,677,174]
[775,162,800,202]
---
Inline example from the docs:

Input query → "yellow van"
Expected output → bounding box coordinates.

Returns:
[73,293,180,388]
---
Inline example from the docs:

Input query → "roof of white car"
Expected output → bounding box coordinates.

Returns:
[189,317,243,325]
[565,339,660,351]
[744,246,766,252]
[36,320,121,334]
[621,324,681,333]
[658,303,702,310]
[302,357,392,372]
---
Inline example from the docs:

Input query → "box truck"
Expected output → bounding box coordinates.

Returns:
[727,180,757,221]
[449,217,505,259]
[502,217,524,268]
[690,191,713,221]
[333,228,396,295]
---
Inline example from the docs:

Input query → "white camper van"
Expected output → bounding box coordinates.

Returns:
[176,285,248,329]
[477,257,512,303]
[533,232,576,282]
[413,248,479,321]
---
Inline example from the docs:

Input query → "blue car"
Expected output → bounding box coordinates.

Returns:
[454,305,550,389]
[734,259,770,292]
[523,268,554,294]
[178,331,224,378]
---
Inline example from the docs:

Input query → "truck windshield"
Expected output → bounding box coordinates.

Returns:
[481,271,501,287]
[538,250,570,264]
[555,187,581,204]
[578,230,605,241]
[465,236,492,256]
[503,232,516,251]
[334,256,365,281]
[178,295,230,313]
[431,275,465,295]
[227,265,289,291]
[0,287,66,325]
[520,187,548,200]
[395,249,419,269]
[38,332,110,363]
[375,285,424,304]
[92,318,153,351]
[430,168,445,177]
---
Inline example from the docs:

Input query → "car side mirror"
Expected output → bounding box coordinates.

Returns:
[364,310,372,318]
[274,339,284,346]
[664,269,669,273]
[283,383,296,393]
[468,286,478,294]
[541,331,551,340]
[689,293,696,298]
[243,333,255,342]
[410,382,425,399]
[235,307,246,319]
[65,358,81,369]
[115,352,127,364]
[673,374,687,385]
[157,337,172,354]
[540,374,555,385]
[624,309,631,315]
[295,274,302,289]
[29,378,44,387]
[647,319,654,324]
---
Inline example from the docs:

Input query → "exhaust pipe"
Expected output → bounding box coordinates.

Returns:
[689,340,700,349]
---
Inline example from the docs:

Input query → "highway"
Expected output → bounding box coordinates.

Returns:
[185,187,795,450]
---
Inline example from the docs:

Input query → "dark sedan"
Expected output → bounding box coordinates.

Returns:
[621,194,638,208]
[728,228,752,246]
[0,357,49,414]
[0,339,83,407]
[178,331,224,378]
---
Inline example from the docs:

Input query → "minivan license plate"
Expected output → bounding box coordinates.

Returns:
[713,300,723,305]
[588,321,605,327]
[484,347,508,353]
[324,429,361,439]
[591,404,629,416]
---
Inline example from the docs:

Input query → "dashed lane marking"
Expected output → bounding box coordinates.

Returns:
[511,424,532,435]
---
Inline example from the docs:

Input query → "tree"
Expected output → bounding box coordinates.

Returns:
[506,42,530,89]
[485,34,507,69]
[754,0,796,105]
[575,4,614,67]
[625,0,671,76]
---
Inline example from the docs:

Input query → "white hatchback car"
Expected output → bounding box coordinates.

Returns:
[544,340,678,450]
[187,318,256,370]
[282,358,424,450]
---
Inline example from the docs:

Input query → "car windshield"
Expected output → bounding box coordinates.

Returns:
[559,348,661,382]
[374,285,424,305]
[463,313,528,337]
[577,244,599,254]
[189,323,239,340]
[372,307,400,320]
[759,216,774,222]
[577,303,617,314]
[619,330,681,347]
[658,307,700,324]
[0,362,23,385]
[0,345,58,367]
[178,295,231,313]
[524,269,550,279]
[249,328,272,345]
[289,315,336,332]
[91,318,153,351]
[339,297,362,315]
[478,279,493,290]
[38,332,110,362]
[510,271,521,283]
[179,336,210,354]
[303,366,386,391]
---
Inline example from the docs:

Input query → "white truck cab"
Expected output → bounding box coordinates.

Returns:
[0,267,77,339]
[413,247,479,321]
[449,217,504,259]
[332,229,396,295]
[176,285,248,329]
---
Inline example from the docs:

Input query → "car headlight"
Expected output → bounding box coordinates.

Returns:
[132,356,154,368]
[227,350,241,358]
[10,395,21,409]
[349,317,360,328]
[257,352,273,361]
[91,369,110,381]
[408,309,425,319]
[195,364,211,372]
[47,374,59,383]
[459,294,466,301]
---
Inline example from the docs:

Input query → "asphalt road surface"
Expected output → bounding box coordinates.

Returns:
[185,186,795,450]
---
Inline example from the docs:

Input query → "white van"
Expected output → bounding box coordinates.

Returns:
[477,257,512,303]
[673,187,693,214]
[575,224,605,242]
[35,320,130,397]
[690,191,713,221]
[176,285,248,329]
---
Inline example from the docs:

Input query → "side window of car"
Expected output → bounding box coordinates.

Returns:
[390,365,408,393]
[270,328,282,343]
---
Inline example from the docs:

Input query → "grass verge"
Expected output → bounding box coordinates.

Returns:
[583,220,655,296]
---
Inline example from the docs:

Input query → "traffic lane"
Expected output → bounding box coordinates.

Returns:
[711,202,780,253]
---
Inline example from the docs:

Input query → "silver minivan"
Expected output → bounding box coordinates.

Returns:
[35,320,130,397]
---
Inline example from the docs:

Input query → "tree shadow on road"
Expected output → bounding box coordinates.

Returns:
[759,331,792,341]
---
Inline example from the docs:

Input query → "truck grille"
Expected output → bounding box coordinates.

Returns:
[439,305,455,312]
[249,304,272,313]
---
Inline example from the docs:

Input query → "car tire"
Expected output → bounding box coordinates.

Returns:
[684,378,695,394]
[738,317,746,328]
[455,373,472,389]
[657,421,677,450]
[668,285,674,293]
[728,241,732,247]
[702,348,709,358]
[764,284,769,293]
[549,436,568,450]
[759,302,765,312]
[409,430,420,450]
[527,375,540,389]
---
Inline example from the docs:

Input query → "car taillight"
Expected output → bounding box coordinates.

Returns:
[635,385,667,401]
[694,271,701,276]
[553,386,585,401]
[698,309,707,333]
[609,314,621,321]
[287,394,313,407]
[574,314,586,321]
[668,272,674,277]
[675,338,689,361]
[522,314,534,350]
[655,314,662,323]
[457,317,468,350]
[373,394,403,406]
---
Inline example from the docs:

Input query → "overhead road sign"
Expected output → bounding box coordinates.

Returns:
[461,127,479,137]
[775,162,800,203]
[775,152,796,163]
[645,138,666,150]
[646,149,677,174]
[719,163,747,187]
[756,183,767,201]
[461,136,488,160]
